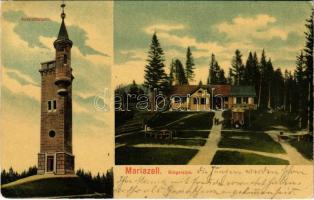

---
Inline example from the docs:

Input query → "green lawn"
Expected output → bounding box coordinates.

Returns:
[147,112,195,128]
[176,130,210,138]
[211,150,289,165]
[116,146,198,165]
[218,131,285,153]
[248,111,300,131]
[169,112,214,130]
[1,177,95,198]
[116,131,209,147]
[289,138,313,160]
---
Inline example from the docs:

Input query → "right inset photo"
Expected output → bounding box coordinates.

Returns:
[113,1,313,165]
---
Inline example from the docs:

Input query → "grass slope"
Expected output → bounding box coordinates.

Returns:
[211,150,289,165]
[1,176,98,198]
[219,131,285,153]
[289,138,313,160]
[116,146,198,165]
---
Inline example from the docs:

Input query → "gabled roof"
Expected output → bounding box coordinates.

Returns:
[209,85,231,96]
[168,84,256,97]
[169,85,204,96]
[230,86,256,97]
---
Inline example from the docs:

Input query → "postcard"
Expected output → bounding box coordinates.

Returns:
[1,1,114,198]
[113,1,313,199]
[1,0,313,199]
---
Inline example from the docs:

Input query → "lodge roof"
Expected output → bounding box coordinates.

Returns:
[169,84,256,97]
[209,85,231,96]
[169,85,202,96]
[230,85,256,97]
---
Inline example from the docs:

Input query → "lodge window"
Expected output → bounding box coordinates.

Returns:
[174,97,181,103]
[243,97,248,104]
[224,97,228,101]
[48,100,57,111]
[236,97,242,104]
[200,98,206,105]
[193,98,198,104]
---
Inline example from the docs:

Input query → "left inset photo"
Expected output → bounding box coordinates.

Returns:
[1,1,113,198]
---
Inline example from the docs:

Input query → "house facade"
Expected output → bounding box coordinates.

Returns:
[169,84,256,112]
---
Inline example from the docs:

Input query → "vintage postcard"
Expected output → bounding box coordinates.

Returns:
[113,1,313,199]
[1,1,113,198]
[1,0,313,199]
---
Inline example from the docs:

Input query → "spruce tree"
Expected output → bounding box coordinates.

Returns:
[143,33,168,92]
[185,46,195,84]
[303,11,313,132]
[258,49,268,108]
[295,51,308,126]
[208,53,222,84]
[230,49,245,85]
[175,59,188,85]
[217,69,227,84]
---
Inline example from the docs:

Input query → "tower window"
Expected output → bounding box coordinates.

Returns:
[48,101,52,110]
[53,100,57,110]
[48,100,57,112]
[64,54,67,64]
[49,130,56,138]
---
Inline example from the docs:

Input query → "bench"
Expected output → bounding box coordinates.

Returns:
[144,130,173,140]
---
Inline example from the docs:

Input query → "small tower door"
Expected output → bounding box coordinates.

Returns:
[46,156,54,172]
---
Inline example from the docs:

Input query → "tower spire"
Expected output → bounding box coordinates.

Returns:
[54,0,72,49]
[61,1,66,20]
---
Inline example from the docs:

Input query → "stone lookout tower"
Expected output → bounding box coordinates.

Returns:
[37,3,74,175]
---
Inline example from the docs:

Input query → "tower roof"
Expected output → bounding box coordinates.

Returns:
[57,19,69,41]
[53,3,72,49]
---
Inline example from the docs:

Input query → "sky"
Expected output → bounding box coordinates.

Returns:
[1,1,113,174]
[114,1,312,86]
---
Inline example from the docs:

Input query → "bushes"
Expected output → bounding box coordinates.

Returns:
[115,110,134,127]
[76,168,113,197]
[1,166,37,185]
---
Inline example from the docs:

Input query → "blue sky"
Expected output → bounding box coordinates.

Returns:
[114,1,312,85]
[1,1,113,173]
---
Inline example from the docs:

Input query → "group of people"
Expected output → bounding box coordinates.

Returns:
[214,117,219,125]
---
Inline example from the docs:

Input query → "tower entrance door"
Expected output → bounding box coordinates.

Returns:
[46,156,54,172]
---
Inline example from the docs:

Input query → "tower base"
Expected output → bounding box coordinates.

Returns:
[38,152,74,175]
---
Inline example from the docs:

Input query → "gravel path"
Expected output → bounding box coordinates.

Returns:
[188,111,222,164]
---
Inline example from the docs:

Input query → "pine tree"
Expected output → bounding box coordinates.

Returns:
[252,52,261,105]
[174,59,188,85]
[169,59,175,86]
[271,68,284,109]
[143,33,168,92]
[258,49,268,108]
[244,51,260,86]
[230,49,245,85]
[129,80,139,95]
[208,53,222,84]
[185,46,195,84]
[266,59,274,108]
[303,11,313,132]
[294,51,308,126]
[217,69,227,84]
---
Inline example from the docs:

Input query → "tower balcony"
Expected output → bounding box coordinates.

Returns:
[55,76,71,96]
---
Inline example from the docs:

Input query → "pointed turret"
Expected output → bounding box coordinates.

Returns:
[54,3,73,96]
[53,3,72,50]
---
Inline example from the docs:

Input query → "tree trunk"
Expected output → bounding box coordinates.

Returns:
[258,79,262,108]
[267,84,271,109]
